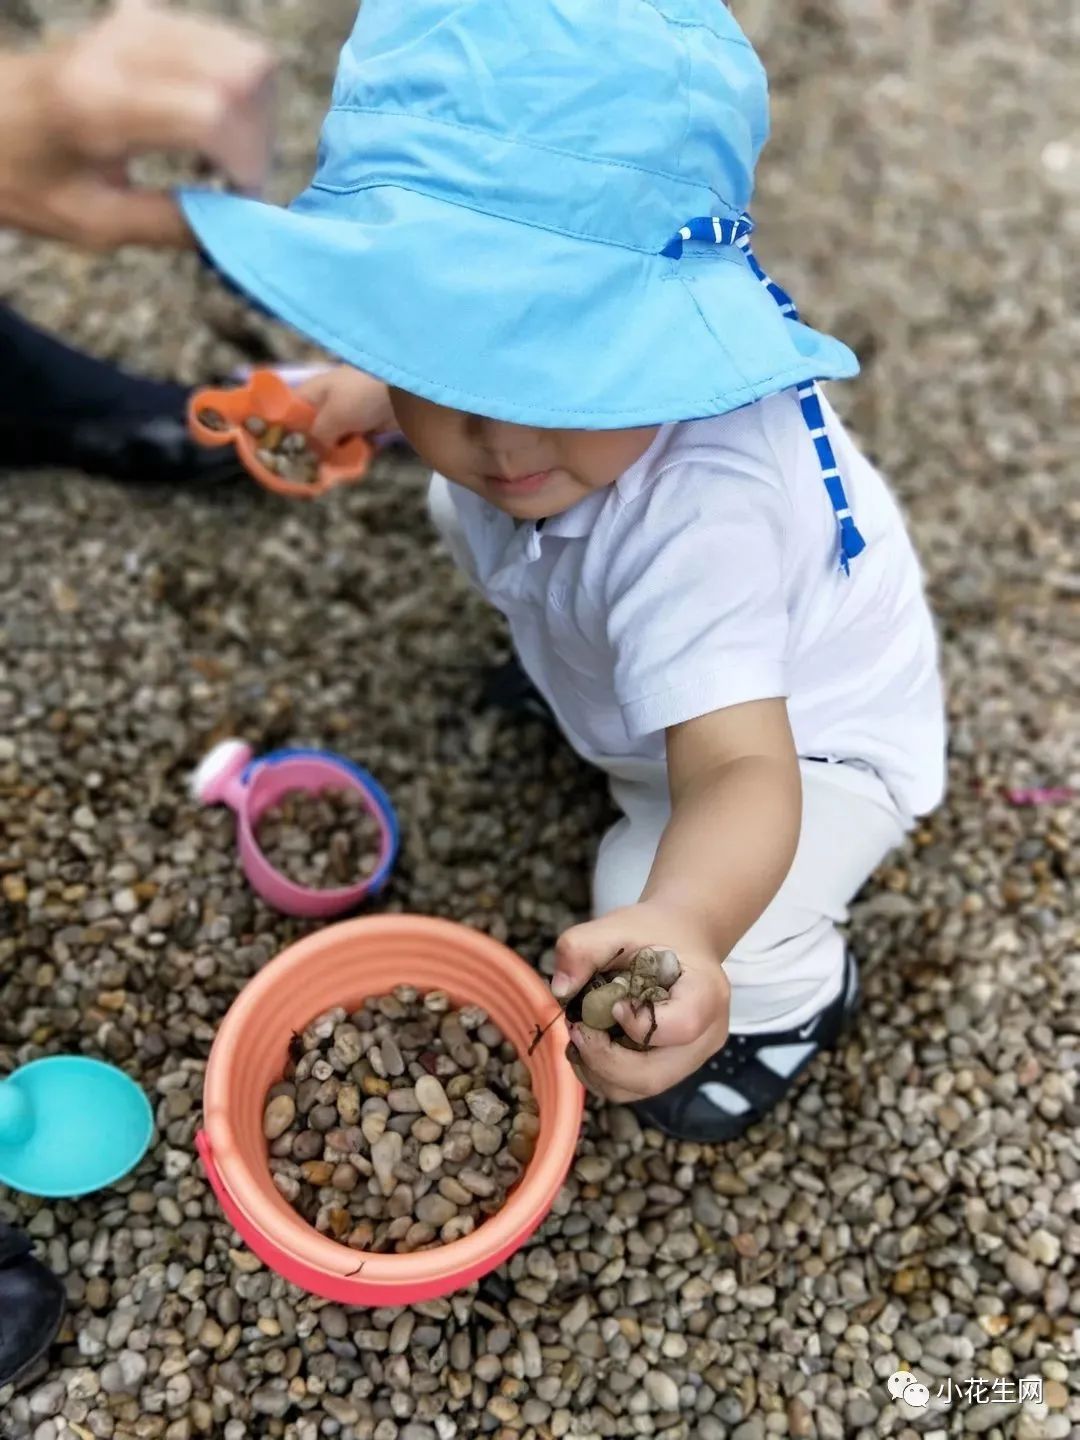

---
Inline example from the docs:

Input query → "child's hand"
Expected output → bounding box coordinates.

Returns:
[296,366,396,448]
[552,902,731,1102]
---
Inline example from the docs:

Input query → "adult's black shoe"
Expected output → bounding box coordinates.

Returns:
[0,1224,66,1391]
[0,408,247,487]
[0,303,245,486]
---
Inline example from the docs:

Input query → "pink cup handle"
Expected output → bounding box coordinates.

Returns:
[190,739,253,809]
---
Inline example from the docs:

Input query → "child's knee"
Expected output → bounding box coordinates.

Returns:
[730,899,834,964]
[591,815,655,918]
[725,913,846,1031]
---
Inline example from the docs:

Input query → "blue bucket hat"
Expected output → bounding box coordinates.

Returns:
[180,0,858,435]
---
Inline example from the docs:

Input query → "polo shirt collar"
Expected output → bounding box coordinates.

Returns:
[532,425,678,544]
[540,488,609,540]
[615,424,676,505]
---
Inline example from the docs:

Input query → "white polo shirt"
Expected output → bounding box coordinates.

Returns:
[430,388,946,818]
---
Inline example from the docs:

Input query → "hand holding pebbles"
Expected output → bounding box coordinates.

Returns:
[264,987,537,1253]
[573,945,682,1051]
[580,973,631,1030]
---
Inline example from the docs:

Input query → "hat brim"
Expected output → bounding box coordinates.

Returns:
[180,183,858,430]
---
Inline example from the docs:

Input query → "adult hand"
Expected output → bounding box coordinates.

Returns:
[0,0,275,250]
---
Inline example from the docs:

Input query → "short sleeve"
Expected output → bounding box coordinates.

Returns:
[605,456,790,739]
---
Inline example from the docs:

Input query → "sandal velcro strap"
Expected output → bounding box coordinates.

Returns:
[719,1054,806,1118]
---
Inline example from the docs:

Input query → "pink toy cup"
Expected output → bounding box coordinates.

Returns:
[199,915,584,1304]
[191,739,398,919]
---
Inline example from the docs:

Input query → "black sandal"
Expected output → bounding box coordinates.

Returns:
[634,951,860,1143]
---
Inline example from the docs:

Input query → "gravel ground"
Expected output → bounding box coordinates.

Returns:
[1,2,1078,1438]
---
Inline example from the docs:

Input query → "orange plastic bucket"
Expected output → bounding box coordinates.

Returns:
[199,915,583,1303]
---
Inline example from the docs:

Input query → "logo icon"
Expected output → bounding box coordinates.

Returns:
[888,1371,930,1409]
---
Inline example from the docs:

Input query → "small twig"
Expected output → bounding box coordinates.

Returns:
[628,995,661,1049]
[528,946,628,1055]
[528,1005,568,1056]
[345,1260,366,1277]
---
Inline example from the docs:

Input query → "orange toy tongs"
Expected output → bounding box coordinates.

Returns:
[188,369,377,499]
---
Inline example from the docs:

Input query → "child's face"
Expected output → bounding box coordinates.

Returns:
[390,389,659,520]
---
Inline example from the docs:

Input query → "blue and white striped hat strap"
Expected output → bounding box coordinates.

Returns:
[662,212,866,575]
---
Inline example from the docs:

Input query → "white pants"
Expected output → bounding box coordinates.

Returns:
[428,476,910,1034]
[595,758,909,1033]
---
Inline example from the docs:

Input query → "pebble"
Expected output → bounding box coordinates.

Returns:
[415,1074,454,1126]
[415,1193,457,1227]
[690,1185,727,1228]
[28,1380,65,1418]
[1027,1228,1061,1265]
[731,1422,765,1440]
[389,1311,416,1353]
[560,1296,592,1336]
[644,1371,681,1411]
[262,1095,295,1140]
[372,1131,403,1196]
[1004,1251,1044,1296]
[465,1088,509,1125]
[100,1350,148,1395]
[741,1283,776,1308]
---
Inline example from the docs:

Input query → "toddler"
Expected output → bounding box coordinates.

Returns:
[179,0,946,1142]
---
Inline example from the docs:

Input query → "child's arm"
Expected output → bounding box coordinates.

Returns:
[296,366,397,446]
[553,696,801,1101]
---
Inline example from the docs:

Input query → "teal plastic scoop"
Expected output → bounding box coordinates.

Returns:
[0,1057,154,1198]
